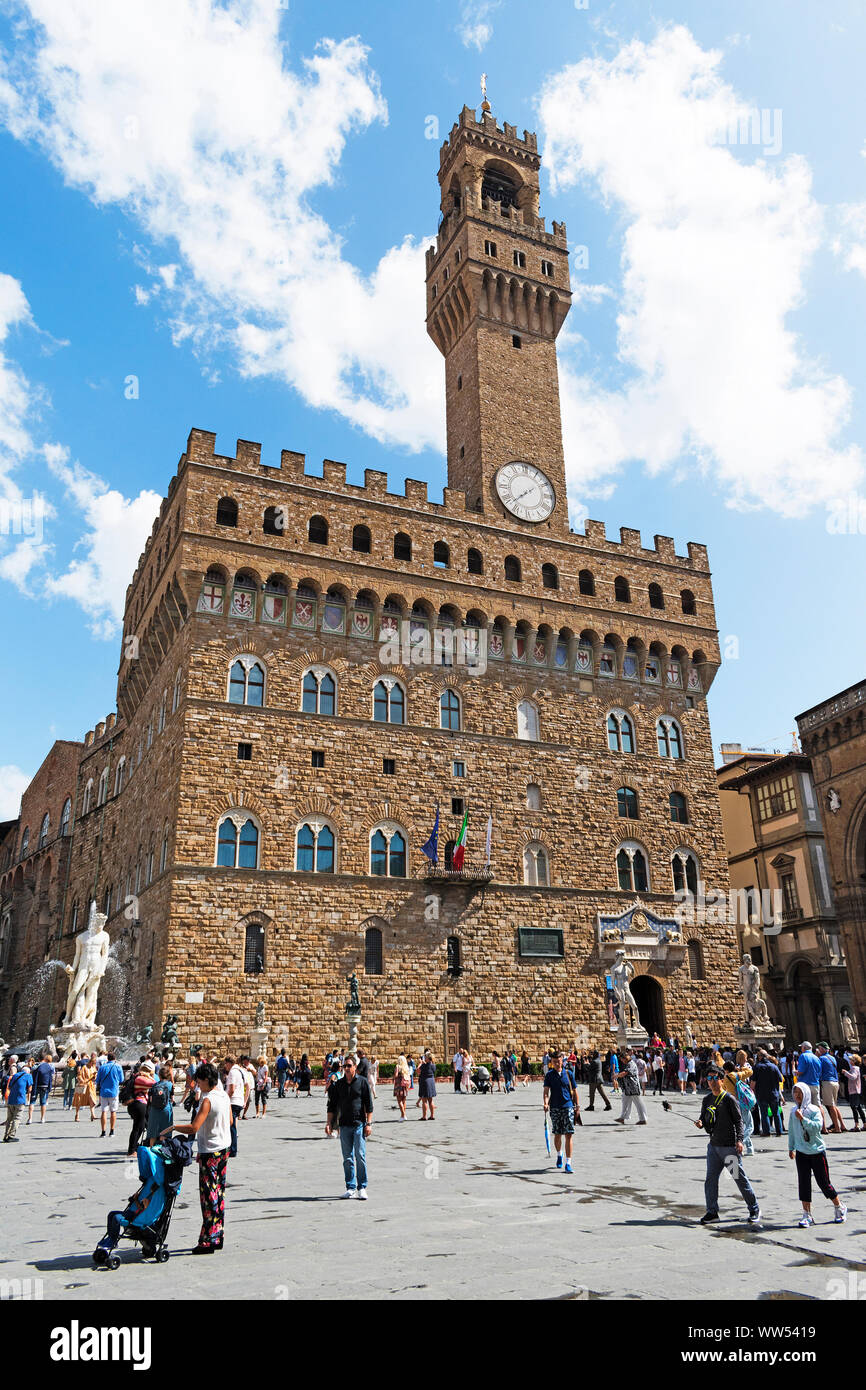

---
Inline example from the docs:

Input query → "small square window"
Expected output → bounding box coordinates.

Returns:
[455,249,461,264]
[457,375,462,391]
[431,284,437,298]
[442,267,449,282]
[685,696,694,709]
[459,445,465,458]
[513,249,526,268]
[512,334,522,349]
[311,750,325,769]
[383,757,395,775]
[453,761,465,778]
[237,742,252,761]
[484,240,497,257]
[451,797,465,816]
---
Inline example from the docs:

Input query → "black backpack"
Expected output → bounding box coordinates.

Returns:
[118,1075,135,1105]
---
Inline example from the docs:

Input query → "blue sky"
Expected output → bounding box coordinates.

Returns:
[0,0,864,814]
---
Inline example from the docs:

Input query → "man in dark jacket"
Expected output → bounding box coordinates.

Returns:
[585,1051,612,1112]
[325,1054,373,1199]
[752,1050,785,1136]
[695,1067,761,1225]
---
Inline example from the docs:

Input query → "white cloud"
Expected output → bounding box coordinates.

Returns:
[833,202,866,277]
[539,26,863,517]
[0,272,36,497]
[0,0,444,453]
[0,764,31,820]
[42,445,162,639]
[457,0,501,51]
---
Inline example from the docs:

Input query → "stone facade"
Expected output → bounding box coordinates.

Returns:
[717,751,852,1044]
[797,681,866,1036]
[0,101,743,1057]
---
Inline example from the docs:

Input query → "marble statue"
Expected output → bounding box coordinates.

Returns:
[255,1001,265,1029]
[611,950,640,1030]
[63,902,110,1028]
[842,1010,858,1044]
[738,953,770,1028]
[684,1020,695,1049]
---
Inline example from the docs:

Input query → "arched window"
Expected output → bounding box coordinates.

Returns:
[616,842,649,892]
[504,555,521,582]
[672,849,699,896]
[687,940,705,980]
[244,921,266,974]
[216,497,238,527]
[614,576,631,603]
[114,760,126,797]
[649,582,665,610]
[296,821,335,873]
[433,540,450,568]
[681,589,696,616]
[198,566,226,614]
[657,718,684,759]
[216,813,260,869]
[517,700,540,741]
[523,843,549,886]
[467,547,483,574]
[394,532,412,561]
[352,524,371,554]
[160,825,169,874]
[578,569,595,596]
[97,768,109,807]
[309,515,328,545]
[302,668,337,716]
[669,791,689,824]
[373,679,405,724]
[370,825,407,877]
[103,885,112,916]
[263,505,284,536]
[440,689,461,731]
[526,783,542,810]
[172,669,182,712]
[157,690,167,733]
[228,659,265,707]
[616,786,639,820]
[607,710,635,753]
[365,926,383,975]
[82,781,93,816]
[542,563,559,590]
[447,935,462,976]
[60,798,71,837]
[69,900,79,935]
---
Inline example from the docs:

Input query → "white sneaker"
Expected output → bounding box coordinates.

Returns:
[342,1189,356,1199]
[835,1205,848,1223]
[356,1189,368,1200]
[798,1213,814,1228]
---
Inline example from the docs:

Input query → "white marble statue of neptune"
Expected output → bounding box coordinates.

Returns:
[63,902,110,1028]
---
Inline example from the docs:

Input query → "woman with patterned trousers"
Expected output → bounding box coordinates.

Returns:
[159,1062,231,1254]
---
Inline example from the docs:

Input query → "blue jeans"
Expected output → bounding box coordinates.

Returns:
[704,1142,758,1216]
[741,1105,754,1153]
[339,1122,367,1190]
[229,1105,242,1158]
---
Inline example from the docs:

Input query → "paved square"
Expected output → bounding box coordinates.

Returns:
[2,1085,864,1300]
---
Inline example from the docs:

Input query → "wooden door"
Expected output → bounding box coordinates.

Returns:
[445,1011,470,1055]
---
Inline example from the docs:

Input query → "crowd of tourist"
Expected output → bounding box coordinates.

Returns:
[2,1032,861,1254]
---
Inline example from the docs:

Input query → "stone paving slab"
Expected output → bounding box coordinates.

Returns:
[1,1086,864,1301]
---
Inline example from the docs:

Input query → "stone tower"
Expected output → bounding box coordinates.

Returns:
[425,102,572,535]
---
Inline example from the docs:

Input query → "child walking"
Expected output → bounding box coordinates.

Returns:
[788,1083,847,1228]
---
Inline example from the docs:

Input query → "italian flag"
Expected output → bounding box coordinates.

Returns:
[452,808,469,870]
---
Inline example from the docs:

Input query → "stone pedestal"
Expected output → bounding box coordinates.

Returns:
[249,1026,269,1059]
[615,1025,650,1050]
[346,1006,361,1056]
[49,1023,107,1060]
[736,1026,785,1054]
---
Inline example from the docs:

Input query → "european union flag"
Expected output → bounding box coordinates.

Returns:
[421,804,440,864]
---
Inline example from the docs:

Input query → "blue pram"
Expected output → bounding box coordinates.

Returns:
[93,1135,193,1269]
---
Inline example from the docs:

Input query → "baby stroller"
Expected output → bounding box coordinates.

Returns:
[471,1066,491,1094]
[92,1134,193,1270]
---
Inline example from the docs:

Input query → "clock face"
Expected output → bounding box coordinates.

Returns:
[495,462,556,522]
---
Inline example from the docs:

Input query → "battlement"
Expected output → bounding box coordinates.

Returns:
[426,192,567,269]
[82,712,117,749]
[440,105,538,172]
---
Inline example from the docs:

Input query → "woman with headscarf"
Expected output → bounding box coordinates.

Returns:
[788,1082,846,1227]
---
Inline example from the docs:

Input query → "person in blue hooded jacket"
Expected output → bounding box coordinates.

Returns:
[788,1082,847,1228]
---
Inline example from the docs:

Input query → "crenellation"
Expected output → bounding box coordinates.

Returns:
[619,527,642,550]
[584,520,607,543]
[404,478,429,505]
[653,535,677,563]
[363,468,388,496]
[322,459,347,487]
[187,427,216,462]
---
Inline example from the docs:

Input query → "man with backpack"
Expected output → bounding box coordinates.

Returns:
[96,1052,125,1138]
[614,1049,648,1125]
[694,1065,762,1226]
